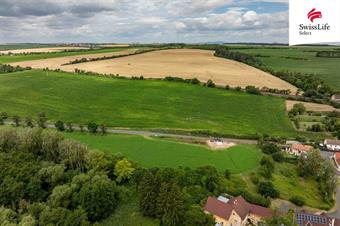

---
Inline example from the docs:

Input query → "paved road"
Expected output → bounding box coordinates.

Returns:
[329,186,340,218]
[3,120,258,145]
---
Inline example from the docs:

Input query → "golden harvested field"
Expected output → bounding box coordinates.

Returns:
[0,47,89,54]
[60,49,298,92]
[286,100,339,112]
[10,49,138,70]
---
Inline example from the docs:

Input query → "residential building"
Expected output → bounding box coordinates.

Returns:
[204,196,272,226]
[296,211,340,226]
[323,140,340,151]
[331,94,340,103]
[285,143,313,156]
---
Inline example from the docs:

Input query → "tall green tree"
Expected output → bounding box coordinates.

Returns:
[157,183,184,226]
[114,158,136,183]
[12,115,20,127]
[78,175,118,221]
[183,205,215,226]
[139,172,161,217]
[0,112,8,125]
[37,113,47,128]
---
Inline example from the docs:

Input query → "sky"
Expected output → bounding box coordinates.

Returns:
[0,0,289,44]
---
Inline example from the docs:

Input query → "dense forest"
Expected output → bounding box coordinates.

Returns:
[0,127,220,226]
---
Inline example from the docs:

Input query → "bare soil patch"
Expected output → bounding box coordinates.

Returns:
[286,100,339,112]
[0,47,89,54]
[10,49,139,70]
[206,140,236,150]
[60,49,297,92]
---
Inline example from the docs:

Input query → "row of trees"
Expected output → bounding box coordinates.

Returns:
[0,64,31,74]
[214,46,334,99]
[0,111,109,134]
[0,112,47,128]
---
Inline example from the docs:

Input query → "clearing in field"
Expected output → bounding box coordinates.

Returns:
[9,48,138,69]
[59,49,297,92]
[0,70,296,137]
[65,133,262,173]
[286,100,339,112]
[0,46,89,54]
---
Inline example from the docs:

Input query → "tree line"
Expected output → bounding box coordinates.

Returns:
[0,64,31,74]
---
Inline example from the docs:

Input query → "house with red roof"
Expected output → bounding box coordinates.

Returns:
[285,143,313,156]
[204,196,272,226]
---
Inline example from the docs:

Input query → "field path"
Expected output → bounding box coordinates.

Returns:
[60,49,298,92]
[3,120,258,145]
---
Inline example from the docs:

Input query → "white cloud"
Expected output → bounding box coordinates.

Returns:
[0,0,289,43]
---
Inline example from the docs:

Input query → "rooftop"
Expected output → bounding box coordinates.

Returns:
[204,196,272,221]
[326,140,340,146]
[292,144,313,153]
[296,211,340,226]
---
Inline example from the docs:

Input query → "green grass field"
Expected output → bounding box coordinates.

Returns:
[228,46,340,91]
[65,133,262,172]
[0,47,128,63]
[0,70,296,137]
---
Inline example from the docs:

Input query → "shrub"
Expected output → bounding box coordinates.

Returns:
[66,122,73,132]
[87,122,98,133]
[37,113,47,128]
[258,181,279,198]
[261,142,280,154]
[289,195,305,206]
[224,169,231,180]
[206,79,215,88]
[55,121,65,131]
[245,86,261,95]
[272,152,284,162]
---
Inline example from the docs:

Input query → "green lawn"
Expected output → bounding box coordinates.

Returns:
[0,70,296,137]
[0,47,128,63]
[228,46,340,91]
[100,190,159,226]
[65,133,262,173]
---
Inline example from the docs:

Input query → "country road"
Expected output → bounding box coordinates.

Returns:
[2,120,258,145]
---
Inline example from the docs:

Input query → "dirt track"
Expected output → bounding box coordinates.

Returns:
[60,49,298,92]
[0,47,89,54]
[286,100,339,112]
[10,49,138,70]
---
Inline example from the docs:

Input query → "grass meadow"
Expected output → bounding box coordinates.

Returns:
[0,47,128,63]
[65,133,262,173]
[229,46,340,91]
[0,70,296,137]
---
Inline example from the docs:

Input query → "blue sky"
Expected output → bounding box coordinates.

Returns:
[0,0,290,43]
